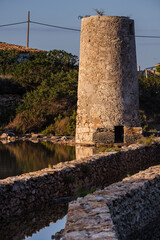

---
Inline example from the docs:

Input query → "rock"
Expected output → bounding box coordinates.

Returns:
[31,134,39,139]
[1,130,15,139]
[52,229,64,240]
[0,133,8,139]
[51,136,57,139]
[61,136,67,141]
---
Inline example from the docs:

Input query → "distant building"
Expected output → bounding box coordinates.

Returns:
[138,63,160,78]
[155,63,160,69]
[0,42,42,52]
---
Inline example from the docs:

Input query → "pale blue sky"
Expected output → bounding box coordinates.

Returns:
[0,0,160,69]
[25,216,66,240]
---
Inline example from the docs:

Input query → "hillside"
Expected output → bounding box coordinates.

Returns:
[0,49,78,135]
[0,48,160,135]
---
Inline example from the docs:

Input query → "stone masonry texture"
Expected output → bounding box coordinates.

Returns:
[76,16,142,145]
[63,165,160,240]
[0,138,160,221]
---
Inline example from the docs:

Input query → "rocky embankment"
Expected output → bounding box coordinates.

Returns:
[0,130,75,145]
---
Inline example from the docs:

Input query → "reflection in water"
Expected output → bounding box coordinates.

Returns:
[0,201,68,240]
[76,145,96,160]
[0,141,75,179]
[25,217,66,240]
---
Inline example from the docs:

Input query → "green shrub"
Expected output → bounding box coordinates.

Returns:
[77,184,96,197]
[96,146,121,153]
[63,174,75,184]
[41,124,55,135]
[2,50,78,134]
[137,135,155,146]
[81,165,92,177]
[53,110,76,136]
[139,75,160,116]
[156,64,160,73]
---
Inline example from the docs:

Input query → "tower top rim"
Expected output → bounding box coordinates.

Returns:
[81,15,133,21]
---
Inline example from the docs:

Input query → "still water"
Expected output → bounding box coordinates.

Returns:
[0,141,75,240]
[0,201,68,240]
[0,141,75,179]
[1,141,160,240]
[25,216,66,240]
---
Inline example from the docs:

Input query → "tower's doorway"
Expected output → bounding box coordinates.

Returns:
[114,126,124,143]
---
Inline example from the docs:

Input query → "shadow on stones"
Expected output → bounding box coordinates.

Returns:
[126,212,160,240]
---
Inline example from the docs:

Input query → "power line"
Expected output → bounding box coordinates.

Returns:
[146,66,155,69]
[0,21,27,28]
[0,20,160,39]
[136,35,160,39]
[30,21,81,32]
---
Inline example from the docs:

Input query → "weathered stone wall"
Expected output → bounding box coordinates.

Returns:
[76,16,142,145]
[63,165,160,240]
[0,140,160,221]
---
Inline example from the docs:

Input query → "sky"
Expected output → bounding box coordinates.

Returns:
[0,0,160,69]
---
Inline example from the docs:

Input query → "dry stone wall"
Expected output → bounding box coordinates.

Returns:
[63,165,160,240]
[0,140,160,221]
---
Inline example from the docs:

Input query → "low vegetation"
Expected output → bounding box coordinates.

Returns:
[0,49,160,135]
[96,146,121,153]
[137,134,155,146]
[77,184,96,197]
[0,49,78,135]
[138,74,160,131]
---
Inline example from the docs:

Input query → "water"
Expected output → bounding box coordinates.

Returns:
[0,141,75,179]
[0,141,74,240]
[1,142,160,239]
[25,216,66,240]
[0,201,68,240]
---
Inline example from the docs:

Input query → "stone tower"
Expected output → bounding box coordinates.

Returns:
[76,16,142,145]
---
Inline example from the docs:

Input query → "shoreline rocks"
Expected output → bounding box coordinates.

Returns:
[0,131,75,145]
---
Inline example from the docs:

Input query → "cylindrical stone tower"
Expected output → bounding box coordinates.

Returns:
[76,16,142,145]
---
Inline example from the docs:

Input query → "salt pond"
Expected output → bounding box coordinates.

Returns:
[0,141,75,240]
[1,141,160,239]
[0,201,68,240]
[0,141,75,179]
[25,216,66,240]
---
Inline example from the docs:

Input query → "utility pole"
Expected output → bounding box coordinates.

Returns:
[145,68,148,78]
[27,11,30,48]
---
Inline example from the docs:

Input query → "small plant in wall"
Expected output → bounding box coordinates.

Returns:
[81,165,92,177]
[63,174,75,184]
[77,184,96,197]
[137,134,155,146]
[94,9,105,16]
